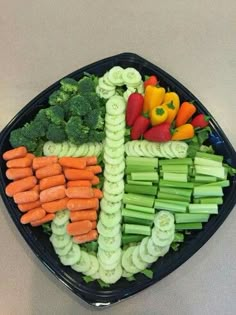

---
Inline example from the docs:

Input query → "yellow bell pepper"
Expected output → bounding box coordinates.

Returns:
[164,91,180,112]
[143,85,165,113]
[162,100,178,124]
[150,106,168,126]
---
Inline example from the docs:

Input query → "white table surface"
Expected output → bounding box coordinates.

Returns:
[0,1,236,314]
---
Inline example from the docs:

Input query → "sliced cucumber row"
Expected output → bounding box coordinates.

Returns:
[125,140,188,159]
[43,141,103,157]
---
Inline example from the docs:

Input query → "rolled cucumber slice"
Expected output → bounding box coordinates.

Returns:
[97,221,120,237]
[132,245,149,270]
[43,141,62,156]
[98,233,122,251]
[106,95,126,116]
[83,254,99,276]
[53,210,70,226]
[71,250,91,273]
[100,210,122,227]
[100,198,122,214]
[59,244,81,266]
[99,264,122,284]
[50,233,71,249]
[122,246,140,274]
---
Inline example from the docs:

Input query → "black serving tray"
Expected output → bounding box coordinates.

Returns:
[0,53,236,307]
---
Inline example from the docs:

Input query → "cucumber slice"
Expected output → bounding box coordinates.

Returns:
[83,254,99,276]
[108,66,125,86]
[58,141,70,157]
[103,180,124,195]
[126,142,139,157]
[104,170,124,183]
[99,264,122,284]
[51,222,67,235]
[159,143,171,159]
[122,246,140,274]
[150,142,163,157]
[71,250,91,273]
[97,221,120,237]
[105,129,125,141]
[170,141,188,158]
[73,143,86,157]
[90,271,100,280]
[105,113,126,126]
[103,153,124,165]
[122,68,142,87]
[43,141,62,156]
[122,270,134,278]
[98,257,121,271]
[98,77,116,91]
[59,244,81,266]
[93,143,103,157]
[104,161,125,175]
[96,85,116,99]
[105,137,125,148]
[154,211,175,231]
[50,233,71,249]
[100,198,122,214]
[159,245,170,257]
[133,141,145,157]
[54,240,73,256]
[139,237,157,263]
[147,238,162,257]
[100,210,122,227]
[146,142,157,158]
[86,143,96,157]
[151,230,174,247]
[98,247,122,265]
[132,245,149,270]
[152,227,174,240]
[98,233,121,251]
[123,87,136,102]
[161,142,174,159]
[106,95,126,116]
[103,190,124,203]
[104,144,125,158]
[53,210,70,226]
[103,72,116,87]
[106,120,126,132]
[124,142,133,156]
[68,142,78,157]
[136,82,144,94]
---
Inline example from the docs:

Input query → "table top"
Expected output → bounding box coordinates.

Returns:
[1,1,236,314]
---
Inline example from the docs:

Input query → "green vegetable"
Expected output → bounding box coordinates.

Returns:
[67,94,91,116]
[49,89,70,106]
[46,124,67,143]
[45,105,65,125]
[77,76,96,95]
[60,77,78,94]
[65,116,89,144]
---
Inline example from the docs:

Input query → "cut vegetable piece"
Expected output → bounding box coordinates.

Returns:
[43,141,62,156]
[106,95,126,116]
[157,192,190,202]
[71,250,91,273]
[132,245,149,270]
[105,160,125,175]
[58,141,70,157]
[195,151,223,162]
[154,199,187,213]
[125,204,155,214]
[123,216,153,226]
[159,158,193,166]
[188,203,218,214]
[83,254,99,276]
[122,246,140,274]
[163,172,188,182]
[103,153,124,165]
[126,156,158,168]
[103,190,124,203]
[105,113,126,126]
[59,244,81,266]
[154,211,175,231]
[194,197,223,205]
[123,224,151,236]
[175,223,203,230]
[108,66,125,86]
[51,222,67,235]
[161,164,189,174]
[103,180,124,195]
[122,208,155,222]
[193,185,223,197]
[131,172,159,181]
[139,237,157,263]
[122,67,142,87]
[195,165,225,179]
[99,264,122,284]
[159,179,194,189]
[97,221,120,237]
[123,193,155,208]
[100,211,122,228]
[54,240,73,256]
[98,248,122,266]
[104,170,124,183]
[122,234,144,245]
[175,213,210,223]
[100,198,121,214]
[98,233,122,251]
[50,233,71,249]
[125,184,157,196]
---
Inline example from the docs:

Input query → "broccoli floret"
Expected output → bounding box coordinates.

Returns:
[60,78,78,95]
[46,124,67,143]
[9,129,38,152]
[45,105,65,125]
[88,130,105,143]
[65,116,89,144]
[49,90,70,106]
[34,109,51,129]
[77,76,95,95]
[85,93,101,110]
[83,108,100,128]
[21,120,47,140]
[67,95,91,116]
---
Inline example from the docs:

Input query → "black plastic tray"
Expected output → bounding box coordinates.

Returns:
[0,53,236,307]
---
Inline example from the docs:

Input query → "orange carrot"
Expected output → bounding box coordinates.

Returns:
[26,153,35,160]
[91,175,100,185]
[65,186,94,199]
[39,174,65,191]
[171,123,195,140]
[3,146,27,161]
[40,185,65,203]
[6,167,33,180]
[31,184,40,193]
[70,210,97,222]
[41,197,68,213]
[73,230,98,244]
[20,207,46,224]
[6,157,32,168]
[5,176,37,197]
[13,190,39,204]
[35,163,62,179]
[64,168,94,181]
[86,165,102,174]
[67,180,92,188]
[175,102,197,127]
[33,156,58,170]
[93,188,103,199]
[91,221,97,229]
[30,213,55,227]
[66,220,92,236]
[85,156,98,166]
[58,157,86,170]
[67,198,99,211]
[18,200,42,212]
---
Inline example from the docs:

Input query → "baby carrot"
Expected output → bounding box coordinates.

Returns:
[91,175,100,186]
[93,188,103,199]
[39,174,65,191]
[6,167,33,180]
[85,156,97,166]
[65,186,94,199]
[35,163,62,179]
[73,230,98,244]
[175,102,197,127]
[31,184,40,193]
[41,197,68,213]
[64,168,94,181]
[40,185,65,203]
[13,190,39,204]
[30,213,55,227]
[3,146,27,161]
[70,210,97,222]
[91,221,97,229]
[6,157,32,168]
[33,156,58,170]
[66,220,92,236]
[67,180,92,188]
[67,198,99,211]
[26,153,35,160]
[5,176,37,197]
[86,165,102,174]
[58,157,86,169]
[18,200,42,212]
[20,207,46,224]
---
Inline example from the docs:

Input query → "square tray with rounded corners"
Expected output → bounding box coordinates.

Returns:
[0,52,236,307]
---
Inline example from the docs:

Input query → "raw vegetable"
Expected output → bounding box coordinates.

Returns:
[191,114,210,128]
[130,114,150,140]
[144,122,172,142]
[150,106,168,126]
[143,75,158,89]
[171,124,195,140]
[175,102,197,127]
[143,86,165,113]
[126,93,144,126]
[163,91,180,112]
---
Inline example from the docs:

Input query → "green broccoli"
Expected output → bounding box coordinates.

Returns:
[9,128,38,152]
[88,130,105,143]
[83,108,100,128]
[77,76,95,95]
[67,95,91,116]
[46,123,67,143]
[65,116,89,144]
[48,90,70,106]
[85,93,101,110]
[45,105,65,125]
[60,78,78,95]
[21,120,47,139]
[34,108,51,129]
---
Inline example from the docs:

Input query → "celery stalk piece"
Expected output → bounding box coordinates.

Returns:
[161,164,189,174]
[127,179,153,186]
[193,175,217,182]
[123,216,153,226]
[122,234,144,245]
[131,172,159,181]
[157,192,190,202]
[194,197,223,205]
[159,179,194,189]
[195,165,225,179]
[159,186,192,197]
[175,213,210,223]
[123,224,151,236]
[204,180,230,188]
[175,223,203,230]
[125,204,155,214]
[126,156,158,167]
[188,203,218,214]
[125,165,156,174]
[159,158,193,166]
[125,184,157,196]
[123,193,155,207]
[193,185,223,197]
[194,157,222,167]
[154,199,187,213]
[195,151,223,162]
[163,172,188,182]
[122,208,155,221]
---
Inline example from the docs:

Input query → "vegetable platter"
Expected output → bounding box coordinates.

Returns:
[0,53,236,307]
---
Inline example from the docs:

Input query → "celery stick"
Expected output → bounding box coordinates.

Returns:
[159,158,193,166]
[125,165,155,174]
[159,186,192,197]
[175,223,203,230]
[127,179,153,186]
[131,172,159,181]
[195,165,225,179]
[123,193,155,207]
[125,204,155,214]
[194,175,217,182]
[161,164,189,174]
[123,216,153,226]
[126,156,158,167]
[204,180,230,188]
[173,232,184,242]
[125,184,157,196]
[196,151,223,162]
[156,199,189,206]
[194,157,222,167]
[122,208,155,221]
[123,224,151,236]
[159,179,194,189]
[122,234,144,245]
[154,199,187,213]
[163,172,188,182]
[188,203,218,214]
[157,191,190,202]
[193,185,223,197]
[175,213,210,223]
[194,197,223,205]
